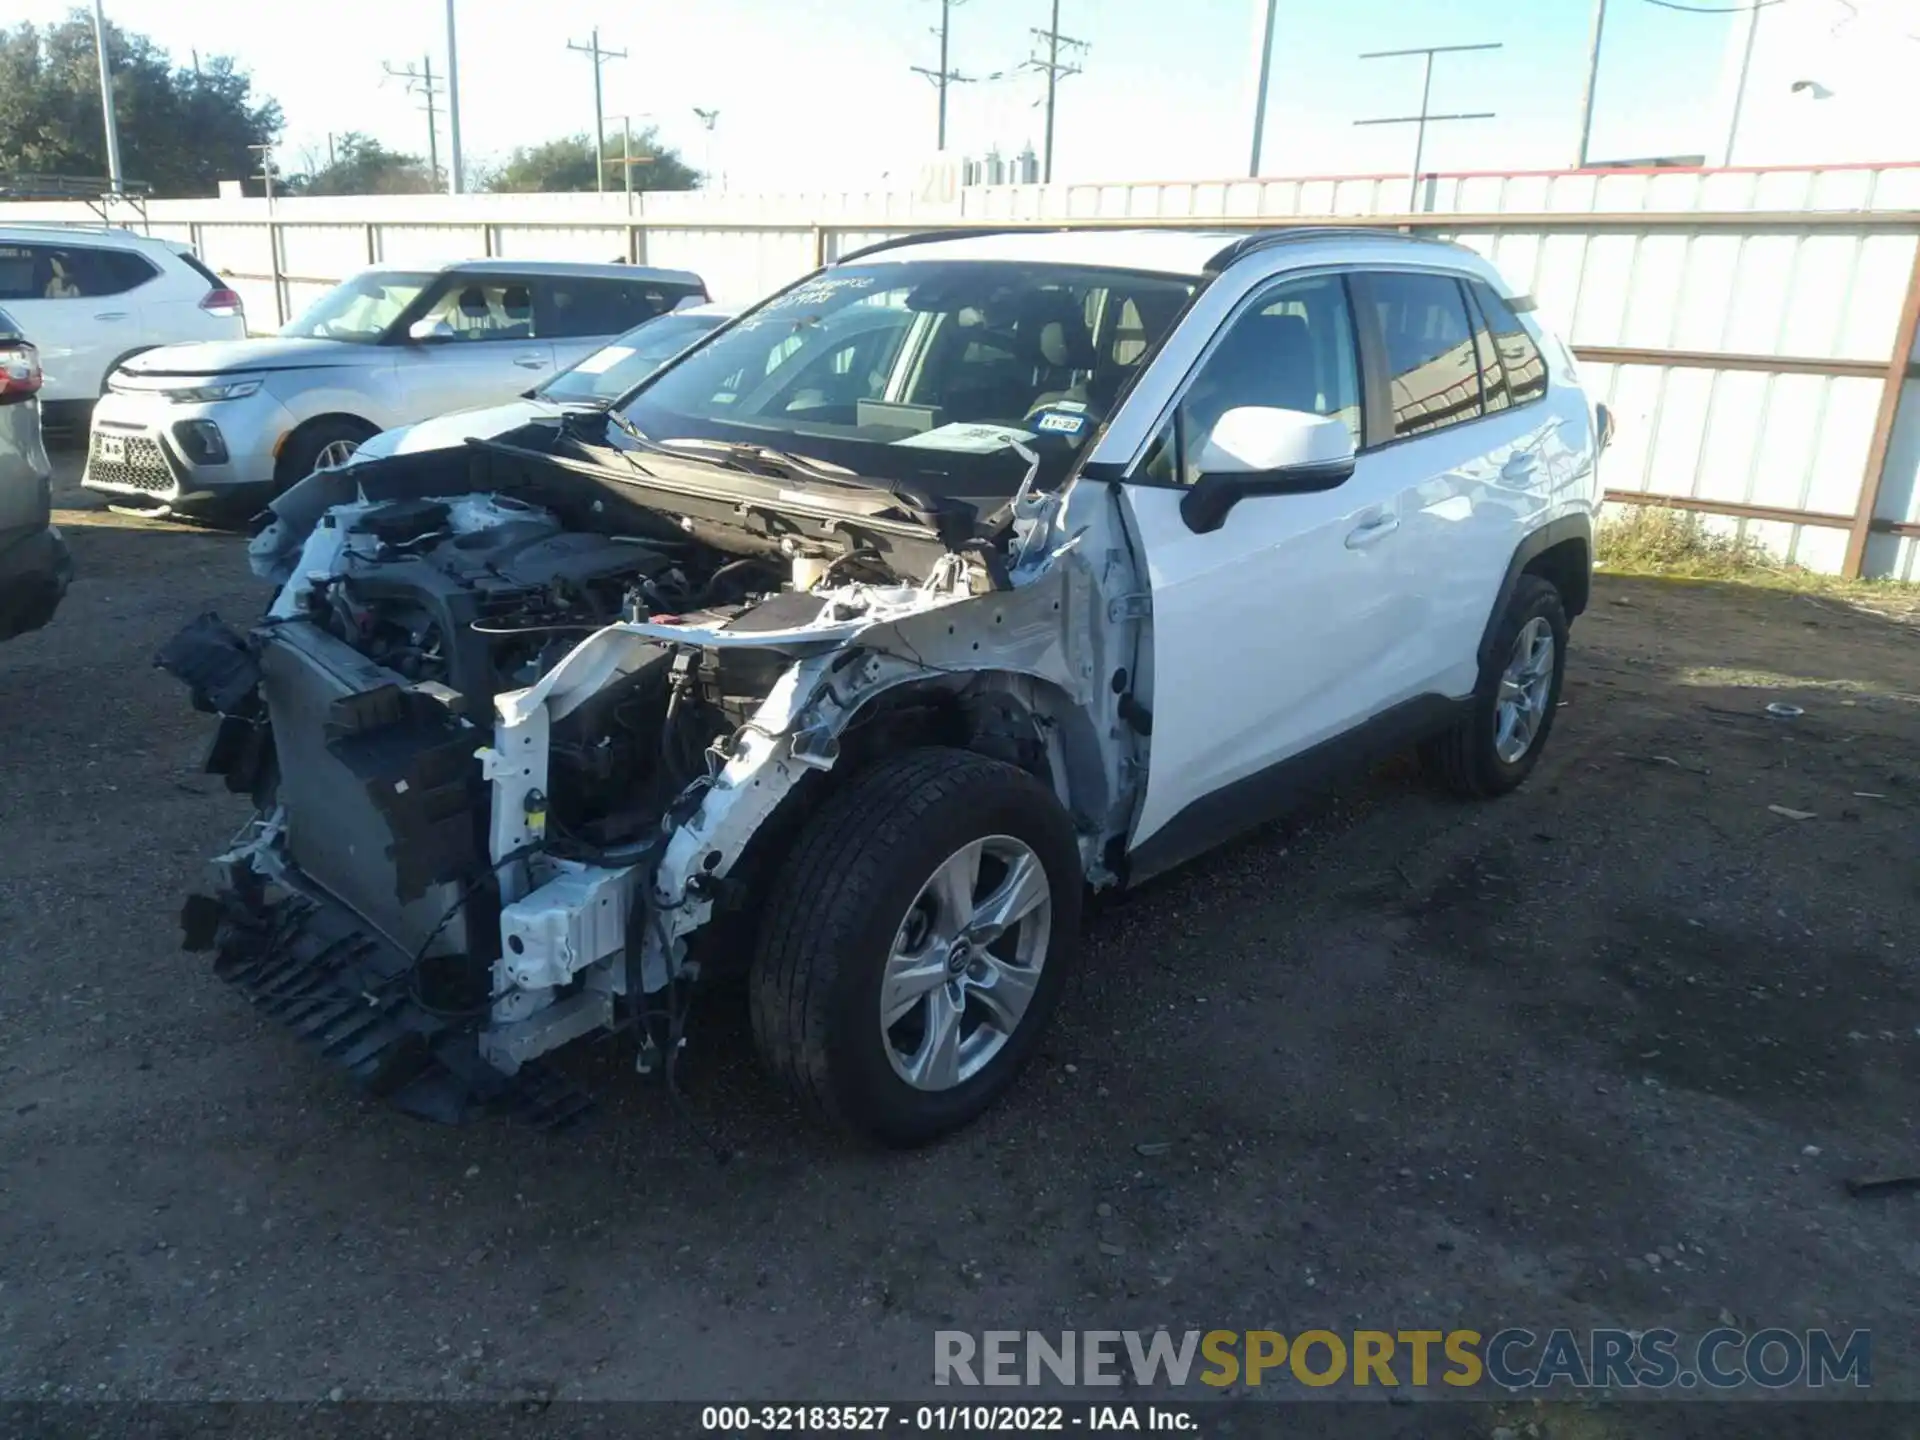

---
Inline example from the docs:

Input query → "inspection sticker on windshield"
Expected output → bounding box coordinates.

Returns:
[1033,409,1090,437]
[571,345,635,375]
[893,422,1037,453]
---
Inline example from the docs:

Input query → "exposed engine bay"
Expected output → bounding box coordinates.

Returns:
[159,434,1143,1125]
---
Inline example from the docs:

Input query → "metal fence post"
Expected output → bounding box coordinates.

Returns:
[1844,237,1920,577]
[268,218,286,328]
[365,222,378,265]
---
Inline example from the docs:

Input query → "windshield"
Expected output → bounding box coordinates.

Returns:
[615,260,1195,495]
[281,271,433,343]
[539,311,729,404]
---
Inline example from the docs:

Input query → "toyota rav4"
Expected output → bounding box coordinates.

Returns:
[160,227,1604,1145]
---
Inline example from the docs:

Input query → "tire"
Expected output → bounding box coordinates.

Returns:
[750,747,1082,1147]
[1420,573,1569,799]
[276,418,373,492]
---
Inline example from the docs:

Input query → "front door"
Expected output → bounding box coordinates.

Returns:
[392,276,556,421]
[1120,271,1428,859]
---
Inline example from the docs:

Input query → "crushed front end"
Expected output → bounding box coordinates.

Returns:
[158,436,1140,1127]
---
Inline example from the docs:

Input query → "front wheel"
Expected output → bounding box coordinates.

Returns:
[749,747,1082,1146]
[275,418,373,493]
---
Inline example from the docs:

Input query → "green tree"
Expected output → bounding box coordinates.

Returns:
[289,133,436,196]
[0,11,281,197]
[486,128,700,194]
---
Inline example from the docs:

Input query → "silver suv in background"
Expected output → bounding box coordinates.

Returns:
[0,308,73,642]
[82,260,707,519]
[0,226,246,430]
[346,303,735,465]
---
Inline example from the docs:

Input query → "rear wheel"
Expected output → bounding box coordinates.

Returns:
[749,747,1081,1146]
[1421,574,1569,798]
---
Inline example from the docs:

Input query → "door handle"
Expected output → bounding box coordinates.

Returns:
[512,354,548,369]
[1502,453,1540,481]
[1344,514,1400,549]
[94,311,129,321]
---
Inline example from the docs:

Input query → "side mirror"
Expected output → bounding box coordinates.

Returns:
[1180,406,1357,534]
[407,317,456,343]
[1594,401,1616,452]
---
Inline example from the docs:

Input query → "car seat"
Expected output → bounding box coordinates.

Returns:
[1020,290,1099,418]
[453,285,492,336]
[500,285,534,339]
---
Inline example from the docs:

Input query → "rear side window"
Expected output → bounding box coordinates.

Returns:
[538,278,700,339]
[0,243,158,300]
[1361,272,1483,439]
[1471,280,1548,407]
[177,251,228,291]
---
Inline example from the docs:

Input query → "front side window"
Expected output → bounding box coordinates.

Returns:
[1140,273,1363,486]
[539,311,728,403]
[282,271,434,342]
[412,279,539,341]
[1363,272,1483,438]
[616,259,1195,494]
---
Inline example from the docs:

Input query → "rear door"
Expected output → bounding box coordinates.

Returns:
[1349,268,1559,696]
[0,239,158,403]
[390,274,556,420]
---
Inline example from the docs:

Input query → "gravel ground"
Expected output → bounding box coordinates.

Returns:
[4,454,1918,1425]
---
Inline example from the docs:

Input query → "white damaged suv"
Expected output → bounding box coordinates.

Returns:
[160,227,1603,1144]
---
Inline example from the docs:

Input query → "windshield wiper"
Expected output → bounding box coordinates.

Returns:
[595,418,990,563]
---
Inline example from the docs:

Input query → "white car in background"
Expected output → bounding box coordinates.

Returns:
[0,225,246,429]
[82,260,709,520]
[346,303,735,466]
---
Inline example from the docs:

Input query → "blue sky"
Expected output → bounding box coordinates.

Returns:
[15,0,1741,189]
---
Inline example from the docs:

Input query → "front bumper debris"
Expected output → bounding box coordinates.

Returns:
[186,879,593,1130]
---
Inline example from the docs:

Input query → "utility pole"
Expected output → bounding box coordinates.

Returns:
[382,55,445,188]
[1574,0,1608,168]
[444,0,464,194]
[607,114,656,210]
[1355,42,1500,213]
[1723,0,1765,166]
[90,0,125,194]
[693,108,721,191]
[248,142,277,209]
[910,0,978,153]
[1248,0,1279,177]
[1026,0,1088,185]
[567,28,628,193]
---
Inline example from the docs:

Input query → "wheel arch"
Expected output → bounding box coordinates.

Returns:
[1477,512,1592,673]
[100,345,158,394]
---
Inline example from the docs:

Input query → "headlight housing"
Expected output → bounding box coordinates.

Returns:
[161,378,263,403]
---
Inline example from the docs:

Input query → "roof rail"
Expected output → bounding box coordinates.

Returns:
[1201,225,1464,274]
[832,226,1076,264]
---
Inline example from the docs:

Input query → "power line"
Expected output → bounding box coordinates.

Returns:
[382,55,444,188]
[566,28,628,193]
[1354,42,1502,213]
[1026,0,1088,185]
